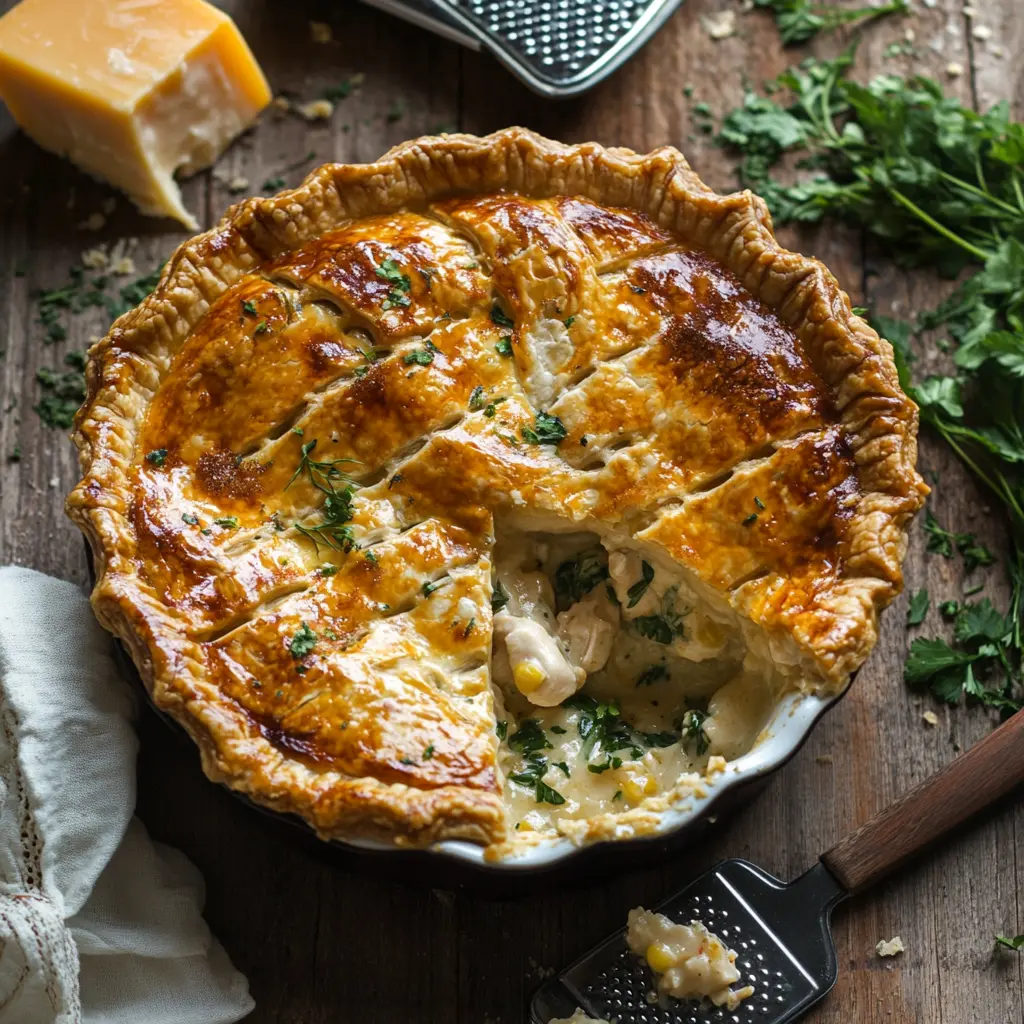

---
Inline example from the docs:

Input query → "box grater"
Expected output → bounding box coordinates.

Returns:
[359,0,686,97]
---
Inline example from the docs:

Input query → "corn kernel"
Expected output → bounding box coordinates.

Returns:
[646,943,677,974]
[513,660,547,694]
[622,771,658,803]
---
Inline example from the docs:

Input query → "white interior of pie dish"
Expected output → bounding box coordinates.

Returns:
[344,688,838,870]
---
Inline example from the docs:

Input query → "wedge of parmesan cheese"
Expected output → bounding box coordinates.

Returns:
[0,0,271,228]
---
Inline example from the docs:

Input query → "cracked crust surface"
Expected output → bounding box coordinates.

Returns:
[67,128,927,851]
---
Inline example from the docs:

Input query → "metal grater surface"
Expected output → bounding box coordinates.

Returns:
[360,0,686,97]
[531,860,842,1024]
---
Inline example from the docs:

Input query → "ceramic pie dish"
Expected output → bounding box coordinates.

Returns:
[67,128,927,868]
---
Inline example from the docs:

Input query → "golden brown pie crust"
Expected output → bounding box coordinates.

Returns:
[67,129,927,850]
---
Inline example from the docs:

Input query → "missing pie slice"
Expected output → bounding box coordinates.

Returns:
[67,129,927,857]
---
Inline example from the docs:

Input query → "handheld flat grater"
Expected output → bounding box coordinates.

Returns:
[532,708,1024,1024]
[359,0,686,97]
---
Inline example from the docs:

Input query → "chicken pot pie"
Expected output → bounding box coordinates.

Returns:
[68,129,927,858]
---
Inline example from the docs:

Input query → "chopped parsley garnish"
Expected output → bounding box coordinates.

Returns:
[627,560,655,608]
[495,336,513,357]
[468,385,486,410]
[906,588,930,627]
[636,664,669,687]
[376,258,412,310]
[484,397,508,417]
[319,564,339,577]
[521,411,567,446]
[742,513,758,526]
[491,579,510,613]
[554,761,570,777]
[996,935,1024,952]
[754,495,766,510]
[554,549,608,609]
[563,692,681,765]
[588,756,622,774]
[422,577,451,597]
[490,303,514,329]
[495,720,508,740]
[365,550,378,565]
[214,516,240,529]
[34,359,87,429]
[145,448,168,467]
[404,347,435,366]
[181,513,199,526]
[463,617,476,637]
[423,745,434,760]
[508,755,565,806]
[262,176,286,191]
[507,718,552,756]
[254,320,271,336]
[680,709,710,756]
[564,316,575,328]
[289,622,317,659]
[550,725,567,735]
[634,588,685,644]
[242,299,258,316]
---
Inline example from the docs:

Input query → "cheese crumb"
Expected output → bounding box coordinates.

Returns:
[272,95,291,113]
[945,62,964,78]
[922,710,939,726]
[296,99,334,121]
[962,4,976,16]
[705,755,727,777]
[112,255,135,276]
[81,247,108,269]
[972,24,992,42]
[876,937,905,957]
[700,10,736,39]
[309,21,332,44]
[77,212,106,232]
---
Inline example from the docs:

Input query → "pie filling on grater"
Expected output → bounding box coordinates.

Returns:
[68,129,926,857]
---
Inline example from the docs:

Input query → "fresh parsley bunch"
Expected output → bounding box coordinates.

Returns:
[719,50,1024,717]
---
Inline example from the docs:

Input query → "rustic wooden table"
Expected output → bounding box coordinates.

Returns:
[1,1,1022,1021]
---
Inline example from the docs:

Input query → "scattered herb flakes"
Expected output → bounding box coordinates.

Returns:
[386,101,404,123]
[214,516,240,529]
[365,550,379,565]
[752,0,908,46]
[490,303,514,329]
[376,258,412,310]
[323,79,359,102]
[468,385,486,411]
[554,549,609,609]
[403,346,435,366]
[996,935,1024,952]
[636,664,669,687]
[634,589,685,645]
[521,411,567,446]
[484,397,507,417]
[754,495,766,510]
[906,588,930,627]
[491,579,510,613]
[34,362,86,429]
[588,756,623,774]
[262,176,286,191]
[423,744,434,760]
[422,577,451,597]
[319,563,339,577]
[495,336,513,358]
[550,725,567,735]
[742,512,758,526]
[242,299,258,316]
[627,560,655,608]
[496,720,508,740]
[564,316,575,328]
[145,448,168,467]
[254,320,271,336]
[680,709,711,756]
[507,718,552,756]
[612,790,623,801]
[563,692,680,766]
[289,622,318,659]
[462,617,475,638]
[554,761,570,777]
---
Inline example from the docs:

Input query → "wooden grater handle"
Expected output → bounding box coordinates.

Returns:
[822,709,1024,894]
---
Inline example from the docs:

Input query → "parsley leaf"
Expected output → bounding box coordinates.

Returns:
[376,258,412,310]
[906,588,929,627]
[289,622,317,659]
[680,709,710,756]
[996,935,1024,951]
[490,303,514,328]
[636,664,669,687]
[753,0,908,46]
[145,448,168,467]
[521,411,567,446]
[553,549,609,609]
[626,560,655,608]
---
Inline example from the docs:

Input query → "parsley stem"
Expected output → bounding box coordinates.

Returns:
[885,187,991,261]
[1012,170,1024,214]
[933,168,1022,220]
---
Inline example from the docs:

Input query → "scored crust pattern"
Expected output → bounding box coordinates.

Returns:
[67,129,927,851]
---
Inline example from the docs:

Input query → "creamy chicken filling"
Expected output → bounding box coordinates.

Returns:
[625,907,754,1010]
[491,530,775,837]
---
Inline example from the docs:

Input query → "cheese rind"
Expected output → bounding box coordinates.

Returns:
[0,0,271,227]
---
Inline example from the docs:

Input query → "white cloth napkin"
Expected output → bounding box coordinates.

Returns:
[0,566,254,1024]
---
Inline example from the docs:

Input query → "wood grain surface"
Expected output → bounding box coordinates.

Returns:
[0,1,1021,1022]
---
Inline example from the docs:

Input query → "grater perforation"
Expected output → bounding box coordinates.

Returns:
[359,0,686,97]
